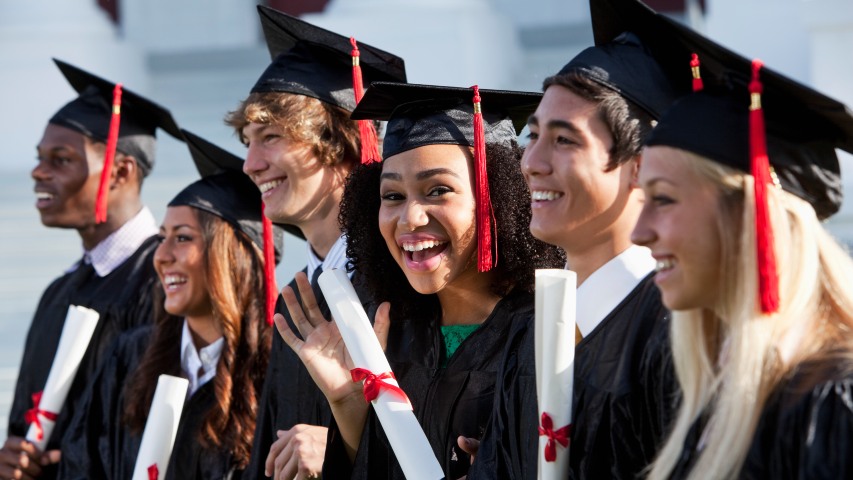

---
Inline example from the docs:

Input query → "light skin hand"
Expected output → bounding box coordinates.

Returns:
[276,272,392,462]
[264,425,328,480]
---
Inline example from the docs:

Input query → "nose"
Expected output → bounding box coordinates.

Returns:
[32,158,51,182]
[521,140,552,177]
[153,237,175,268]
[630,204,656,247]
[243,142,268,178]
[400,200,429,232]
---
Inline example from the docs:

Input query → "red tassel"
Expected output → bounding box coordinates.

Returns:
[262,203,277,326]
[690,53,704,92]
[95,83,123,224]
[351,37,381,165]
[471,86,494,272]
[748,59,779,314]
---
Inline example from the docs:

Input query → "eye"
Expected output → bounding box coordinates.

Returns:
[52,156,72,167]
[176,234,193,243]
[154,234,165,243]
[651,194,675,206]
[526,131,539,141]
[427,186,452,197]
[555,135,576,146]
[381,191,404,201]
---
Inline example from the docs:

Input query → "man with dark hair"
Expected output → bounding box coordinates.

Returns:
[0,60,181,480]
[224,7,406,479]
[467,1,688,478]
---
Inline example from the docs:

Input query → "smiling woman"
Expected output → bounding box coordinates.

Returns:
[58,132,284,480]
[277,82,564,480]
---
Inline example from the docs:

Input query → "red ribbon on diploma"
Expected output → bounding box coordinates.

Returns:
[538,412,571,462]
[148,463,159,480]
[350,368,412,408]
[24,391,59,441]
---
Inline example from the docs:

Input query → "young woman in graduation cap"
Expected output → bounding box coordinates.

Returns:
[631,51,853,478]
[276,82,565,479]
[58,131,284,480]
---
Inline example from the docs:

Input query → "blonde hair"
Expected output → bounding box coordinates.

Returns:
[647,152,853,480]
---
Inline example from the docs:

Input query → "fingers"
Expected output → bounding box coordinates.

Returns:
[281,282,315,341]
[39,449,61,466]
[264,430,292,477]
[373,302,392,352]
[275,312,304,356]
[457,436,480,464]
[293,272,326,327]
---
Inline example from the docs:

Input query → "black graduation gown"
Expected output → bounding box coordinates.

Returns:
[58,325,242,480]
[469,273,674,480]
[670,357,853,479]
[323,290,535,480]
[243,269,375,480]
[8,236,159,479]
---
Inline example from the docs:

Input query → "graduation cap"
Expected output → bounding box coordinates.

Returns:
[251,5,407,113]
[171,130,285,325]
[351,81,542,272]
[628,0,853,313]
[49,59,182,224]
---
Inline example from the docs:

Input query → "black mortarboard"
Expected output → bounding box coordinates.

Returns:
[170,130,284,260]
[172,130,286,325]
[250,5,407,112]
[352,81,542,272]
[49,59,182,176]
[350,82,540,159]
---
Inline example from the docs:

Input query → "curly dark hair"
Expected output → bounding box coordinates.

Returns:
[122,209,271,468]
[340,141,566,320]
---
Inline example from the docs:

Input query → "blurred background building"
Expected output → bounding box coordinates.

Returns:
[0,0,851,436]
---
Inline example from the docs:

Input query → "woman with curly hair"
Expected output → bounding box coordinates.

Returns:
[58,131,283,480]
[277,82,565,480]
[632,59,853,478]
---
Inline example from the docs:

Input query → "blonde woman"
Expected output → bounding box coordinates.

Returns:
[631,73,853,479]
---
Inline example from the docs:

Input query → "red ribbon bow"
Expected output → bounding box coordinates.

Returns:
[538,412,571,462]
[350,368,412,408]
[148,463,159,480]
[24,391,58,441]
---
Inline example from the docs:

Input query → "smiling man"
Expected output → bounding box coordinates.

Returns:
[467,0,694,478]
[1,60,181,480]
[224,7,406,480]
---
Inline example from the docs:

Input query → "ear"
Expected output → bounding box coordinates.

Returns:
[629,153,642,189]
[112,154,139,188]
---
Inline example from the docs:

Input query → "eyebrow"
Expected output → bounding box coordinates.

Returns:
[159,223,198,232]
[641,177,678,189]
[527,115,585,136]
[380,168,462,182]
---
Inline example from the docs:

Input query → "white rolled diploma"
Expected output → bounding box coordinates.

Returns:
[25,305,100,451]
[131,375,189,480]
[534,269,577,480]
[318,269,445,480]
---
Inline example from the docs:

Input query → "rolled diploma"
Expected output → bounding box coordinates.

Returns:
[131,375,189,480]
[534,269,577,480]
[26,305,100,451]
[319,269,445,480]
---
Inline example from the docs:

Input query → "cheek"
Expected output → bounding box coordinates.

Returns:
[378,207,399,255]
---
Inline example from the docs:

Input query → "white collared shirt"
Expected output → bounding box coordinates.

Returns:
[80,207,158,277]
[306,234,351,280]
[575,245,656,338]
[180,320,224,396]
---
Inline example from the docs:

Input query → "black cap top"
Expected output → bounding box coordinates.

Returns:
[48,59,182,176]
[350,82,541,159]
[170,130,285,260]
[250,6,407,111]
[557,31,682,119]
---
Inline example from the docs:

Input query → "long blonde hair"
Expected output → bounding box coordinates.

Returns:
[648,152,853,480]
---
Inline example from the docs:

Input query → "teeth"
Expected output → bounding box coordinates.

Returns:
[531,190,563,201]
[35,192,54,200]
[401,240,446,252]
[164,275,187,286]
[259,179,283,193]
[655,258,674,272]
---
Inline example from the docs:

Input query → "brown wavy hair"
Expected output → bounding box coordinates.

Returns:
[123,209,271,468]
[340,141,566,321]
[225,92,362,168]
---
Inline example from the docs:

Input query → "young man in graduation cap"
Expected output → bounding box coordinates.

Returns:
[224,6,406,479]
[467,0,698,478]
[0,60,181,480]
